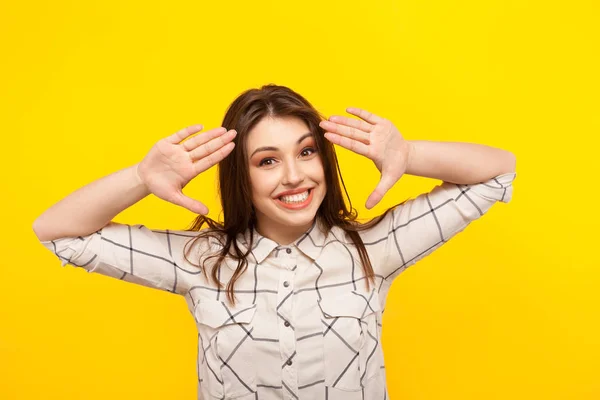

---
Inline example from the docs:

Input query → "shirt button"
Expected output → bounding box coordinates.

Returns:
[286,248,292,254]
[284,321,290,327]
[287,360,293,366]
[283,281,290,287]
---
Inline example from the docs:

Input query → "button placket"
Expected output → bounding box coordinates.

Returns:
[278,270,294,330]
[277,267,297,398]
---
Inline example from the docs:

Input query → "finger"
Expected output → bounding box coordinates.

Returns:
[346,107,385,125]
[170,191,209,215]
[319,120,370,144]
[189,129,237,161]
[181,126,228,152]
[324,132,370,157]
[165,124,204,145]
[365,174,397,209]
[193,141,236,173]
[327,115,373,133]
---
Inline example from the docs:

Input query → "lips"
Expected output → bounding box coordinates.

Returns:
[275,188,314,210]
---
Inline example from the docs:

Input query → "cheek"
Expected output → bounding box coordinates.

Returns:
[249,169,278,197]
[308,158,326,182]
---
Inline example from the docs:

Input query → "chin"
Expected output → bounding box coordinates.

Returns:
[276,211,317,228]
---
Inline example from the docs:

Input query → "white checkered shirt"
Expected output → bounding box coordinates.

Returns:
[41,172,516,399]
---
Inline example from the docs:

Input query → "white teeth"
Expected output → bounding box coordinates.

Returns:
[279,190,309,203]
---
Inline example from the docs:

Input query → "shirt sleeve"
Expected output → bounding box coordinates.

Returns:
[363,172,516,282]
[39,222,200,295]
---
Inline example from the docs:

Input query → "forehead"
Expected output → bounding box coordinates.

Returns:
[246,116,311,148]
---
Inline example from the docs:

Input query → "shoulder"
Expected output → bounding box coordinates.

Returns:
[187,227,227,248]
[334,215,391,245]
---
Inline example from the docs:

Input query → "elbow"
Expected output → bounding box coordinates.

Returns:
[32,218,45,242]
[509,152,517,173]
[32,218,53,243]
[502,151,517,174]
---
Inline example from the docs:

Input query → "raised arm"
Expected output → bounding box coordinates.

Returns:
[319,107,515,208]
[33,124,237,242]
[320,107,517,283]
[33,124,237,294]
[32,163,150,242]
[404,139,516,184]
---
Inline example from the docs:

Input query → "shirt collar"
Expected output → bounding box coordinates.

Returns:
[235,218,330,265]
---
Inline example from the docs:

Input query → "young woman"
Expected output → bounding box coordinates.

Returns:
[34,84,516,400]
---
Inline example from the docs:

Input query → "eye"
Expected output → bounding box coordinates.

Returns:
[258,158,275,167]
[300,147,316,157]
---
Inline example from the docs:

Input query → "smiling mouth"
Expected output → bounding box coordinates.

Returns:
[278,189,311,203]
[275,188,314,209]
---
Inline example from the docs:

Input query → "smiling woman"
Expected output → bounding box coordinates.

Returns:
[34,84,516,400]
[185,85,383,303]
[247,117,326,242]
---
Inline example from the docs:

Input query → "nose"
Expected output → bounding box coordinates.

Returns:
[281,159,305,186]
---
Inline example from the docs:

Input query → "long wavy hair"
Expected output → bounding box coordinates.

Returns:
[183,84,402,304]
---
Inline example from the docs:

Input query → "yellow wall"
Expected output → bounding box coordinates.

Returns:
[2,0,598,398]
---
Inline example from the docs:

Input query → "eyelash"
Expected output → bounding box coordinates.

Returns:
[259,147,316,167]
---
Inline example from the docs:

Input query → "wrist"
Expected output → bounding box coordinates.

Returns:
[132,163,151,194]
[405,140,416,175]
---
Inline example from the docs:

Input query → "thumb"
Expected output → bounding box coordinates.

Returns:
[172,191,209,215]
[365,174,397,210]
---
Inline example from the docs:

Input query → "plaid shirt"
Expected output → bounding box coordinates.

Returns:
[40,172,516,400]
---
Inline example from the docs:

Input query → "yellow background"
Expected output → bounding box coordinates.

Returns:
[2,0,598,399]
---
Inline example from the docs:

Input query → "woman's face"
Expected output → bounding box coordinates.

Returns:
[246,116,326,241]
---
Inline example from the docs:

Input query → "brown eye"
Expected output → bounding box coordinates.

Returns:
[301,147,315,157]
[259,158,275,167]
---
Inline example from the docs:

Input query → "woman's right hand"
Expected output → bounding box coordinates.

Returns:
[135,124,237,215]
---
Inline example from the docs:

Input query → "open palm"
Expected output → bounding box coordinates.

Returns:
[137,124,237,214]
[319,107,412,209]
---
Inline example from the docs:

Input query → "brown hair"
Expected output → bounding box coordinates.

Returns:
[183,84,403,304]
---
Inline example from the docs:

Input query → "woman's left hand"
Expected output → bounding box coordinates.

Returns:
[319,107,413,209]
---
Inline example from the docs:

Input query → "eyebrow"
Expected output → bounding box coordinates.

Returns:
[250,132,314,158]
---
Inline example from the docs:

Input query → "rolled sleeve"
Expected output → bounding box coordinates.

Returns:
[40,222,197,295]
[364,172,516,282]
